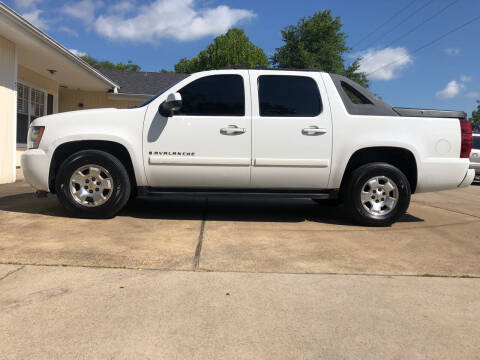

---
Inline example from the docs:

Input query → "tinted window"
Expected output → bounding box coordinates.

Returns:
[258,75,322,117]
[175,75,244,116]
[341,82,372,105]
[473,136,480,150]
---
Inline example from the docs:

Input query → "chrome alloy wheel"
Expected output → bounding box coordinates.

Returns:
[69,164,114,207]
[360,176,399,216]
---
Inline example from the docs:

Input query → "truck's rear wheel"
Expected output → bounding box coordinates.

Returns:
[55,150,131,218]
[344,162,410,226]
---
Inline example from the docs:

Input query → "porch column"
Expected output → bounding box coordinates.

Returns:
[0,35,17,184]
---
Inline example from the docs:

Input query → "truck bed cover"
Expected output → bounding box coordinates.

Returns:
[393,107,466,119]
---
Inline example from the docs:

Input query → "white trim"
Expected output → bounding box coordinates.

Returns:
[254,158,330,167]
[0,3,119,91]
[12,43,18,180]
[17,79,48,94]
[149,156,251,166]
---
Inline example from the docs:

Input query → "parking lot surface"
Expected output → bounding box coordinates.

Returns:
[1,171,479,359]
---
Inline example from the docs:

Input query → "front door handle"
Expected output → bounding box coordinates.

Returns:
[302,126,327,136]
[220,125,246,135]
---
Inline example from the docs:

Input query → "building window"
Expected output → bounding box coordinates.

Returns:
[31,88,45,118]
[16,83,47,145]
[17,83,29,115]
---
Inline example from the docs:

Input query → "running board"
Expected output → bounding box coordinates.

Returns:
[137,187,336,199]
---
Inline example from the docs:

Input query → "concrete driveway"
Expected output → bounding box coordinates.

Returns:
[1,171,479,276]
[1,171,480,359]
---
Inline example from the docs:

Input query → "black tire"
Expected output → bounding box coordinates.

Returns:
[55,150,131,218]
[344,162,411,227]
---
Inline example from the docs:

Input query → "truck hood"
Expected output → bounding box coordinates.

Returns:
[31,108,119,125]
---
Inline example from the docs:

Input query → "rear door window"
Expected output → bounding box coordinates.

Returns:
[258,75,322,117]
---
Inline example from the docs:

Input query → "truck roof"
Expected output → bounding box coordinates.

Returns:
[218,66,325,73]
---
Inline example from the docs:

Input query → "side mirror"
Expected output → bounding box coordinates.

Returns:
[159,92,182,117]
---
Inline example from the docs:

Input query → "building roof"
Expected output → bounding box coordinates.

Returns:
[100,69,189,96]
[0,2,119,91]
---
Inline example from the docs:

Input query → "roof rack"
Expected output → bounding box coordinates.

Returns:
[218,66,323,72]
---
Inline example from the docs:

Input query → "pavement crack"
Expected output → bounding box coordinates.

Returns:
[193,199,208,271]
[0,265,25,282]
[1,262,479,279]
[413,201,480,219]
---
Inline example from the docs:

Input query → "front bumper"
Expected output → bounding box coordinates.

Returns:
[21,149,50,191]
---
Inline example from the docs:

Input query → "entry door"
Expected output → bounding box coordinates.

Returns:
[250,71,333,189]
[143,71,252,188]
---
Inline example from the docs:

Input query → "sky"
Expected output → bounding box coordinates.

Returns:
[4,0,480,116]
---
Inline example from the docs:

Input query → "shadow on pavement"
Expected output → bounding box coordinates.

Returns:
[0,191,424,226]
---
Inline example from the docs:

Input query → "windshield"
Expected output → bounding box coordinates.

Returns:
[137,76,189,107]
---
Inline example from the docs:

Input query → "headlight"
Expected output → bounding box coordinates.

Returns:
[27,126,45,149]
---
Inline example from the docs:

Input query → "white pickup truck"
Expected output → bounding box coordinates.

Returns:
[22,69,474,226]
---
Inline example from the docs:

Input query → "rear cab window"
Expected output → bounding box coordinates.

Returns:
[258,75,322,117]
[341,82,372,105]
[329,73,398,116]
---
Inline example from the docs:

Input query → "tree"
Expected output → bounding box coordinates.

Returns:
[80,55,141,71]
[271,10,369,88]
[175,28,269,74]
[470,100,480,131]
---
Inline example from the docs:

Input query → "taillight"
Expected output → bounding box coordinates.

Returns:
[459,118,472,158]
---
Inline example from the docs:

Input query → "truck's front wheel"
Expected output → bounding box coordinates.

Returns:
[55,150,131,218]
[344,162,411,226]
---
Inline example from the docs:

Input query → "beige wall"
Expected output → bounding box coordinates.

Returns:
[0,35,16,184]
[14,65,59,168]
[18,64,58,113]
[59,88,142,112]
[16,149,24,168]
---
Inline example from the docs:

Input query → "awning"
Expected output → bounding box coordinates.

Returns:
[0,3,119,92]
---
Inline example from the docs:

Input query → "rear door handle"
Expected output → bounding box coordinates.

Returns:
[220,125,246,135]
[302,126,327,136]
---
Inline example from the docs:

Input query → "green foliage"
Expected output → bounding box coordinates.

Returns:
[343,59,369,89]
[174,28,269,74]
[271,10,369,88]
[470,100,480,130]
[80,55,141,71]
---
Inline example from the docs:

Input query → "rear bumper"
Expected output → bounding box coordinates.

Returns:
[459,169,475,188]
[470,162,480,181]
[416,158,470,193]
[470,162,480,170]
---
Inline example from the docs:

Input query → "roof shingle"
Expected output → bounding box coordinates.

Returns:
[99,69,189,96]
